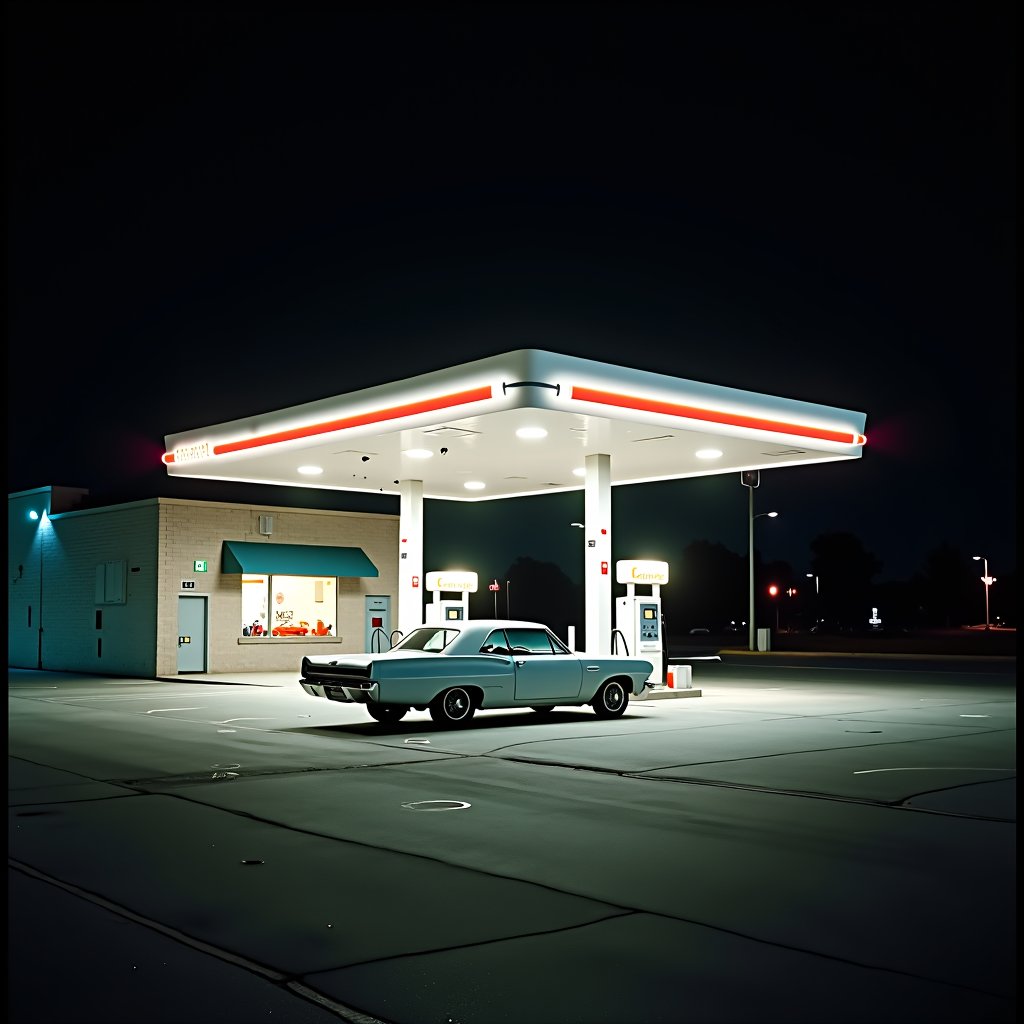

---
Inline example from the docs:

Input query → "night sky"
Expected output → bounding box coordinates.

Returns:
[6,2,1017,589]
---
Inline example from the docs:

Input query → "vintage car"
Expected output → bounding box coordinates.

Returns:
[298,618,654,726]
[272,623,309,636]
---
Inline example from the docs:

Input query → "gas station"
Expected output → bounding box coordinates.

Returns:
[163,349,867,678]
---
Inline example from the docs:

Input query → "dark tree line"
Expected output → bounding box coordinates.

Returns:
[468,535,1015,644]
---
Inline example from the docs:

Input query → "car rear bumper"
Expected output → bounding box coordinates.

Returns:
[300,679,378,704]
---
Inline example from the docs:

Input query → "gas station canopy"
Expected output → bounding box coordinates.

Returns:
[163,349,866,497]
[163,349,867,648]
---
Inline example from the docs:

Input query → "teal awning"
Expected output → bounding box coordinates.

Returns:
[222,541,378,578]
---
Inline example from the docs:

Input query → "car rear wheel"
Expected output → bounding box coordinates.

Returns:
[366,703,409,724]
[429,687,475,726]
[592,680,628,719]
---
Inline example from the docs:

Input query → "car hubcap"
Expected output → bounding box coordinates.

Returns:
[446,691,468,719]
[606,686,623,711]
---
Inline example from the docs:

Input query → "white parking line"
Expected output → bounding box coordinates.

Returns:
[854,767,1013,775]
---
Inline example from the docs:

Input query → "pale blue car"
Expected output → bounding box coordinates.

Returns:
[299,619,654,726]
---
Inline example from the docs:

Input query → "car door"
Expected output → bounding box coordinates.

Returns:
[506,627,583,701]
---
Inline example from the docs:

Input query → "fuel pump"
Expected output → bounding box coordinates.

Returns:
[424,571,478,625]
[615,559,669,690]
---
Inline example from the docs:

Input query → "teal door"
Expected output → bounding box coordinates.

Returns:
[177,596,207,672]
[365,595,391,652]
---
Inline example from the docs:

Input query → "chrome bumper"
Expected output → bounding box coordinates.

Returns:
[300,679,378,704]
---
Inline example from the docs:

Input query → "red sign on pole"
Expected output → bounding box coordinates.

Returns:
[488,582,500,591]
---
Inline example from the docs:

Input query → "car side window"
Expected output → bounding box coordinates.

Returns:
[480,630,511,656]
[505,628,556,654]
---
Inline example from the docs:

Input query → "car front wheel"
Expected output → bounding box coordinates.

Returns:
[429,687,475,726]
[592,680,628,719]
[366,703,409,724]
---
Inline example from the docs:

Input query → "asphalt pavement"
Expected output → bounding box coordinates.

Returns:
[8,654,1016,1024]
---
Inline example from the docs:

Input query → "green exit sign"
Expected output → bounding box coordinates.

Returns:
[193,560,208,572]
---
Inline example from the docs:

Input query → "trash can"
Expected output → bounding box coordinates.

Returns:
[757,628,771,651]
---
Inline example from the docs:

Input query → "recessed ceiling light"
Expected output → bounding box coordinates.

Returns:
[297,465,324,475]
[464,481,486,490]
[516,426,547,440]
[695,449,723,460]
[572,467,586,477]
[403,449,433,459]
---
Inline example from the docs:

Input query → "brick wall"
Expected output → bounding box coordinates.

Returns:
[156,498,399,675]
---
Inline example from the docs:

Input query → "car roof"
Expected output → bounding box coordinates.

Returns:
[403,620,559,653]
[412,619,550,631]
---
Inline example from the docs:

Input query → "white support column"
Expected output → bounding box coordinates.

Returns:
[398,480,424,636]
[583,453,612,655]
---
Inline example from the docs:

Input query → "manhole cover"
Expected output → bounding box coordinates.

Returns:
[401,800,471,811]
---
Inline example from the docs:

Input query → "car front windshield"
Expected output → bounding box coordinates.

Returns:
[393,627,459,653]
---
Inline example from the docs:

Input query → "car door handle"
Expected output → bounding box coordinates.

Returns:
[515,659,525,667]
[585,665,600,671]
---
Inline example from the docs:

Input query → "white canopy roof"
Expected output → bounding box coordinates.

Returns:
[163,349,867,499]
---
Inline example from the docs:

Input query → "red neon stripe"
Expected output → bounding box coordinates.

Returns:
[571,387,865,446]
[204,386,493,457]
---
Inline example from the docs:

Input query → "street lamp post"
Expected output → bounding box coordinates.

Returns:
[569,523,585,650]
[806,572,819,626]
[747,492,778,652]
[972,555,995,630]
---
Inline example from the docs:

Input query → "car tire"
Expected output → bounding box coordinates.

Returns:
[366,704,409,724]
[592,680,628,719]
[429,687,475,726]
[531,705,556,714]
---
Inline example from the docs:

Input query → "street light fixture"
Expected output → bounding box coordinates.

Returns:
[972,555,995,630]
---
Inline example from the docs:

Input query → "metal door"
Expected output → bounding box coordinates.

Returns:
[177,595,208,672]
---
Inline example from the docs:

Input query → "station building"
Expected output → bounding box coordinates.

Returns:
[8,485,399,678]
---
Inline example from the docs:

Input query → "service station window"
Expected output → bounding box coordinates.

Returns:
[241,575,335,637]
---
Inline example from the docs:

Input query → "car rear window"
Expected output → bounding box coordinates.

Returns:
[395,627,459,652]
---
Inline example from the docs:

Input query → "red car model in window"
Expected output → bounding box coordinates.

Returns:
[272,621,310,637]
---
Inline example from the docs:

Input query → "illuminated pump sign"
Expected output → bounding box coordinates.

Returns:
[425,571,479,593]
[616,560,670,586]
